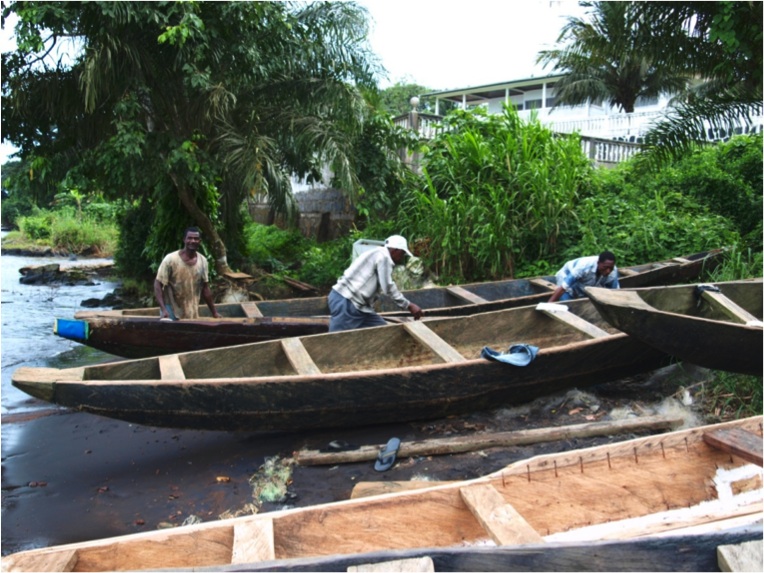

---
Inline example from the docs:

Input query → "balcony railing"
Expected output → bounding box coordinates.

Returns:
[395,109,763,167]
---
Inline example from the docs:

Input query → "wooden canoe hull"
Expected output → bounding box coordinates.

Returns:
[17,298,672,432]
[190,526,764,572]
[587,279,763,375]
[69,316,330,359]
[2,416,761,572]
[65,250,724,358]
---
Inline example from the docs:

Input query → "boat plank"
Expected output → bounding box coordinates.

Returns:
[717,539,763,572]
[530,278,557,290]
[460,484,544,545]
[403,321,467,363]
[703,428,763,467]
[700,290,760,324]
[347,556,435,572]
[445,286,489,305]
[281,338,321,375]
[617,267,638,276]
[351,481,459,499]
[538,306,610,339]
[232,520,275,564]
[5,549,78,572]
[241,302,264,318]
[159,355,185,381]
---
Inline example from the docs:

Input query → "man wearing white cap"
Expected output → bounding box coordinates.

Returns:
[328,235,424,332]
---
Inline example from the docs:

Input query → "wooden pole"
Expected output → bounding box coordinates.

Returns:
[295,414,685,466]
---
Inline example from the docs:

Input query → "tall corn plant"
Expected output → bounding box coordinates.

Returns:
[401,105,591,282]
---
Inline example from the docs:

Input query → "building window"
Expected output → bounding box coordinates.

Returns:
[525,99,543,110]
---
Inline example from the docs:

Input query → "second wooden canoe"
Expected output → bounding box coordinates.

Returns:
[587,279,763,375]
[58,249,724,358]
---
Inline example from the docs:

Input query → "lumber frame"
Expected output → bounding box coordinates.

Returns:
[537,307,610,338]
[445,286,489,305]
[158,354,186,380]
[280,338,321,375]
[403,321,467,363]
[703,427,763,467]
[530,278,557,291]
[460,484,543,545]
[241,301,264,318]
[232,520,275,564]
[700,290,760,324]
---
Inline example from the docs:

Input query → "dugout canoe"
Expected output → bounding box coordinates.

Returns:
[17,297,674,432]
[2,416,761,572]
[587,279,763,376]
[57,249,724,358]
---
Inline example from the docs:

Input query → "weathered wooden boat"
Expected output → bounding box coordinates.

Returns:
[16,297,674,432]
[2,416,761,572]
[57,249,724,358]
[587,279,763,376]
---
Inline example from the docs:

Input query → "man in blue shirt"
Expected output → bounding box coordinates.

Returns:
[328,235,424,332]
[548,251,619,302]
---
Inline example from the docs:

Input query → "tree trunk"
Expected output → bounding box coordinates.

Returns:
[170,174,233,276]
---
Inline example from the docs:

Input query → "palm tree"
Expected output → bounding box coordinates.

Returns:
[537,1,691,113]
[633,1,763,166]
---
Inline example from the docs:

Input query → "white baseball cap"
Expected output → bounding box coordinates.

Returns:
[385,235,413,257]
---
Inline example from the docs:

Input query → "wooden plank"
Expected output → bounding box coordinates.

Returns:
[296,414,684,465]
[538,307,610,338]
[158,354,185,380]
[718,539,762,572]
[281,338,322,375]
[672,257,692,263]
[403,321,467,363]
[241,302,264,318]
[530,278,557,290]
[700,290,760,324]
[703,428,763,467]
[445,286,489,305]
[348,556,435,572]
[351,481,459,499]
[460,484,544,545]
[617,267,638,276]
[4,549,78,572]
[232,519,275,564]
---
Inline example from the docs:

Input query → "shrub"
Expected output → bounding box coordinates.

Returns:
[18,210,55,240]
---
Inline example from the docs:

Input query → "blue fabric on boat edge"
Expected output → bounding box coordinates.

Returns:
[481,344,539,366]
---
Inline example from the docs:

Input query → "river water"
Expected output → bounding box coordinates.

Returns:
[1,242,120,416]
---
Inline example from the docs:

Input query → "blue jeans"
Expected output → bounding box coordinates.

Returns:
[328,289,387,332]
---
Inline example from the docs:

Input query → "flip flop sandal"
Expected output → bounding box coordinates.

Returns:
[374,437,400,472]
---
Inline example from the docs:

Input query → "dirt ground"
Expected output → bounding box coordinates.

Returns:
[1,363,712,557]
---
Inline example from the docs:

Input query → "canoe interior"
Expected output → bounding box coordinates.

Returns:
[80,300,619,381]
[78,249,723,321]
[637,280,763,320]
[2,416,760,572]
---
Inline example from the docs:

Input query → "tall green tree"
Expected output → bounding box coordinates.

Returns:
[537,1,690,113]
[634,1,763,166]
[1,1,379,274]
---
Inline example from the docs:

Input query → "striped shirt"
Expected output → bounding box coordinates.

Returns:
[332,247,410,313]
[555,255,619,299]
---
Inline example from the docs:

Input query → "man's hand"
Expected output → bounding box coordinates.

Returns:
[408,302,423,320]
